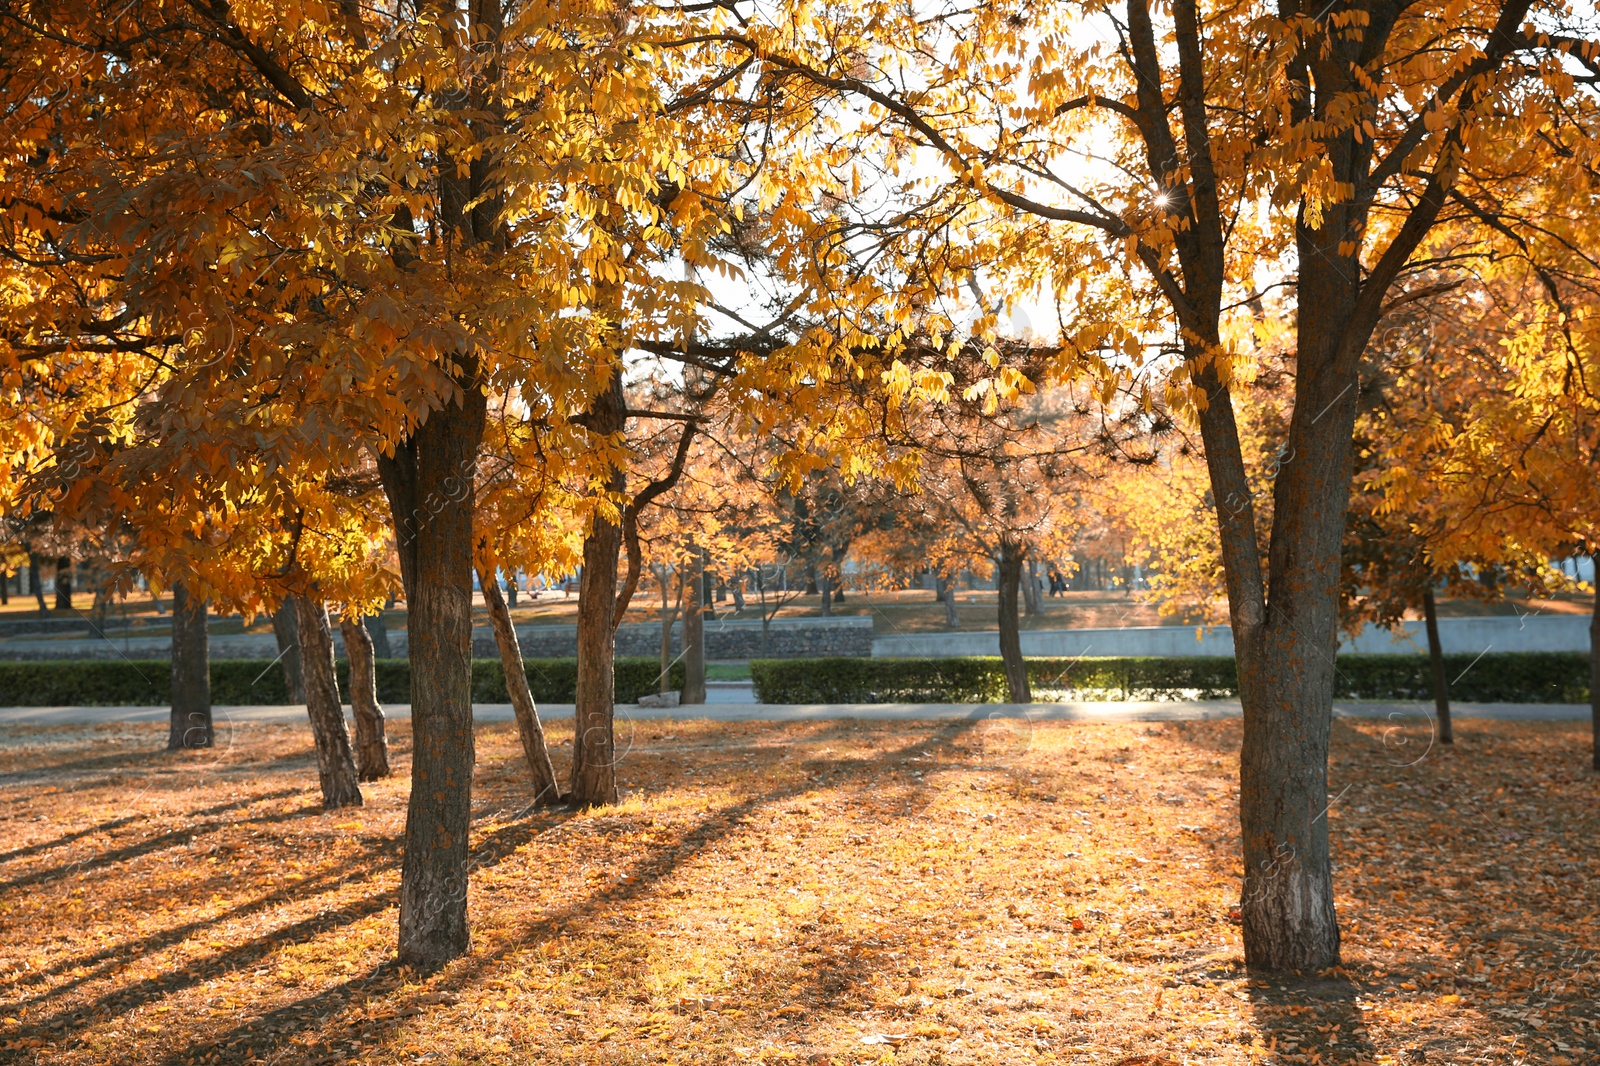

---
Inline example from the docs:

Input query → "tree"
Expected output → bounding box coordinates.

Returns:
[0,0,834,965]
[725,0,1600,969]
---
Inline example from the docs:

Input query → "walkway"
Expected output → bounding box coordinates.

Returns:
[0,700,1586,726]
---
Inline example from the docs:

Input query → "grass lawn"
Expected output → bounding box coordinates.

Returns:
[1,715,1596,1065]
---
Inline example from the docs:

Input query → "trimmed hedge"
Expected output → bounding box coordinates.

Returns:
[750,653,1592,704]
[0,657,684,707]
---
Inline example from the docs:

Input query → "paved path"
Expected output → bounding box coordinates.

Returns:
[0,700,1587,726]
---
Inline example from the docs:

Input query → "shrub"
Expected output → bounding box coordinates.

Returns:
[749,653,1590,704]
[0,658,685,707]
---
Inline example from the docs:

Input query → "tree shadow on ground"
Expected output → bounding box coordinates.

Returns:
[119,719,983,1066]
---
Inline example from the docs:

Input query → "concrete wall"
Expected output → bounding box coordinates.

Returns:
[872,615,1593,658]
[0,616,875,661]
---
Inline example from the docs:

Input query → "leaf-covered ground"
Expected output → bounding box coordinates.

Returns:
[1,713,1595,1065]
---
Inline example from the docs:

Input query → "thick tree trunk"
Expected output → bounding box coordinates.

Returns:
[167,582,212,750]
[1591,554,1599,772]
[478,565,559,803]
[271,601,304,703]
[365,612,393,659]
[1421,585,1453,745]
[295,596,363,808]
[1219,340,1353,973]
[377,384,487,969]
[339,613,392,781]
[570,373,626,808]
[53,556,71,610]
[997,541,1031,702]
[681,551,706,705]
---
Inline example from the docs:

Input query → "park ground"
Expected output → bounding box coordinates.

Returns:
[1,716,1596,1066]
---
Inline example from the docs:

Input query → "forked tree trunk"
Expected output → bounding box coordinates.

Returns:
[1421,585,1453,745]
[1208,341,1352,973]
[1591,554,1598,772]
[271,600,304,703]
[570,373,626,808]
[477,565,559,803]
[339,613,391,780]
[53,556,71,610]
[681,552,706,705]
[377,385,487,969]
[295,596,363,808]
[167,582,212,750]
[996,540,1031,703]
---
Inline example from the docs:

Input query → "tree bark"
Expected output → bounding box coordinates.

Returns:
[53,556,71,610]
[167,582,212,750]
[818,572,833,617]
[1022,556,1041,617]
[271,601,305,703]
[1591,554,1598,772]
[997,540,1031,703]
[377,383,487,969]
[570,373,626,808]
[295,596,363,808]
[681,550,706,705]
[477,565,560,803]
[1421,585,1453,745]
[339,613,392,781]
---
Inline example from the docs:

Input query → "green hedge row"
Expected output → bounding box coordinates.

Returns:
[0,658,684,707]
[749,653,1592,704]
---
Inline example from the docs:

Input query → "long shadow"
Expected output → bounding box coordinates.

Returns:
[0,813,146,864]
[2,841,400,1009]
[140,719,982,1066]
[0,788,320,894]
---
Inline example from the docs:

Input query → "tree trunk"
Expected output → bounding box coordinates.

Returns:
[1022,555,1041,617]
[339,613,392,781]
[1591,554,1599,772]
[365,612,393,659]
[570,374,626,808]
[167,582,212,749]
[731,575,745,612]
[477,565,559,803]
[997,540,1031,702]
[681,551,706,705]
[659,565,678,694]
[505,572,518,607]
[295,596,363,808]
[1203,347,1349,973]
[936,573,960,628]
[271,600,304,703]
[818,572,833,617]
[53,556,71,610]
[0,568,8,605]
[376,383,487,969]
[1421,585,1453,745]
[27,552,47,614]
